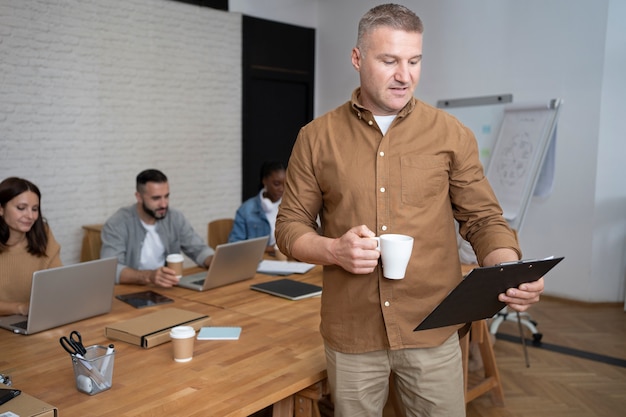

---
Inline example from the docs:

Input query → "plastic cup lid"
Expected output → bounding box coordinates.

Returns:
[166,253,184,262]
[170,326,196,339]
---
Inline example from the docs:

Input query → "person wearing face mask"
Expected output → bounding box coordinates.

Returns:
[100,169,214,287]
[0,177,62,316]
[228,161,286,255]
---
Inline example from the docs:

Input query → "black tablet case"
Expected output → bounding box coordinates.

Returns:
[250,279,322,300]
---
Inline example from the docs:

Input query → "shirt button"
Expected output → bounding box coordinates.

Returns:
[384,301,390,307]
[379,151,385,157]
[368,120,373,126]
[380,187,385,193]
[381,225,388,231]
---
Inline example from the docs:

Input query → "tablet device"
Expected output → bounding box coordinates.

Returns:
[414,257,564,331]
[116,291,175,309]
[0,388,21,406]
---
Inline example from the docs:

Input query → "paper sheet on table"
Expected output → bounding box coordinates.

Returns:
[257,260,316,275]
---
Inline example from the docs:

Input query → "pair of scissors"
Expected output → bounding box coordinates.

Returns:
[59,330,86,356]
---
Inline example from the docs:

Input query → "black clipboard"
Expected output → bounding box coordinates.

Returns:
[414,257,564,331]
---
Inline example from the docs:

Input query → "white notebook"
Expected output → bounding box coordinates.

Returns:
[257,260,316,275]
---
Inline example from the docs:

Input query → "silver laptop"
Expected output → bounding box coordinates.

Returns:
[0,257,117,335]
[177,236,268,291]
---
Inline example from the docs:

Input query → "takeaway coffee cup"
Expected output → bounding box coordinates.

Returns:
[166,253,184,278]
[372,234,414,279]
[169,326,196,363]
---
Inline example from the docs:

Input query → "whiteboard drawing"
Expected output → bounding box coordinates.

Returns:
[486,100,562,232]
[494,131,533,188]
[437,95,562,233]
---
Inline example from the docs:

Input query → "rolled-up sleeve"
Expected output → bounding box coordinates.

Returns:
[449,124,521,263]
[275,127,323,257]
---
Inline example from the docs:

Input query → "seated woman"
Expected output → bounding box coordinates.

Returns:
[228,161,286,255]
[0,177,61,316]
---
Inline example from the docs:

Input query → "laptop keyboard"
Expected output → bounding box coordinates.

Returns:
[192,279,205,286]
[12,320,27,329]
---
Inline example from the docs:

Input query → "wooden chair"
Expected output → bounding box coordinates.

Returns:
[208,218,234,248]
[273,380,329,417]
[80,224,104,262]
[461,320,504,406]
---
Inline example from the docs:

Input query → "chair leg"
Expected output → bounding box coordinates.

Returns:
[468,321,504,406]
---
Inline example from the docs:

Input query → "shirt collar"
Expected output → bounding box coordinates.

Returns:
[349,87,417,121]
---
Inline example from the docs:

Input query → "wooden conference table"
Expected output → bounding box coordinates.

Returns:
[0,267,327,417]
[1,263,502,417]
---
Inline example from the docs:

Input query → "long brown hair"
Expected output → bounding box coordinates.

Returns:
[0,177,48,256]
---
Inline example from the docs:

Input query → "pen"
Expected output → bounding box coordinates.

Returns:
[100,343,115,375]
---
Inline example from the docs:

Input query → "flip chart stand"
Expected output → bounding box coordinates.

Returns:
[438,95,564,365]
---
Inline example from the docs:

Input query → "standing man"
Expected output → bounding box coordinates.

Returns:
[275,4,544,416]
[101,169,213,287]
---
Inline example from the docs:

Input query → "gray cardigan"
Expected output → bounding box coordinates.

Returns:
[100,205,214,283]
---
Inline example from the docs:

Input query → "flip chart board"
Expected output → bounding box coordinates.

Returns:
[485,100,562,232]
[437,94,512,167]
[437,95,562,233]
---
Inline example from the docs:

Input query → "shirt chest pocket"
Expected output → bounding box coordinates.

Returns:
[401,155,449,207]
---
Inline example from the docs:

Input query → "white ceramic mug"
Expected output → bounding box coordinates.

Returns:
[372,234,414,279]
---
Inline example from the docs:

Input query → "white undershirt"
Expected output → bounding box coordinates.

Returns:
[139,221,165,270]
[260,189,281,246]
[374,115,396,135]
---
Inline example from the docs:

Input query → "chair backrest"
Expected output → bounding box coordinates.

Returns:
[208,218,234,249]
[80,224,104,262]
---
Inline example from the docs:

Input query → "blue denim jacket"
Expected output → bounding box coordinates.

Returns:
[228,195,272,244]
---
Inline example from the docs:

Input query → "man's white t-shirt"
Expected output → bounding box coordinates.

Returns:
[139,221,165,270]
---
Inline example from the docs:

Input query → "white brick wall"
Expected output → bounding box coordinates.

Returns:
[0,0,243,264]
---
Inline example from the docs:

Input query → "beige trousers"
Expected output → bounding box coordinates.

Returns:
[324,333,465,417]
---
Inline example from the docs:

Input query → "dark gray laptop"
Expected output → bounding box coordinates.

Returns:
[177,236,268,291]
[0,257,117,335]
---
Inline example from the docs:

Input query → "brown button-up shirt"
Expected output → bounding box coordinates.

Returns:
[276,89,521,353]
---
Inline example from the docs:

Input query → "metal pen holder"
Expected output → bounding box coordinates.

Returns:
[70,345,114,395]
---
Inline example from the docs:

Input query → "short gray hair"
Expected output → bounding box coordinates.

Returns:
[356,4,423,54]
